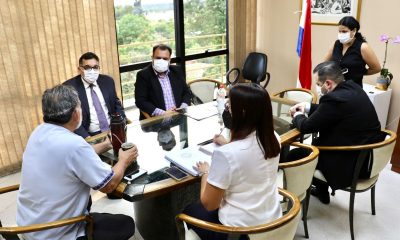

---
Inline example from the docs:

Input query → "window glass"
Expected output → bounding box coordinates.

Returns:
[184,0,227,55]
[185,55,226,82]
[114,0,176,65]
[120,70,140,103]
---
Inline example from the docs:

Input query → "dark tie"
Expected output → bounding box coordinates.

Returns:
[90,84,109,132]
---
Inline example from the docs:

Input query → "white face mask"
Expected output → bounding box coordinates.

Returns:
[153,59,169,73]
[316,86,323,97]
[83,69,99,84]
[338,32,353,44]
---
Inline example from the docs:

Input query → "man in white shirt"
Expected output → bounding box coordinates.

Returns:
[17,85,137,240]
[64,52,126,154]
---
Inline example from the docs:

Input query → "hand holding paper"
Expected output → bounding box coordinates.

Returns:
[289,102,307,117]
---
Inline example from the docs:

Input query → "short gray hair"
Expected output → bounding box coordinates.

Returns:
[42,85,80,124]
[313,61,345,84]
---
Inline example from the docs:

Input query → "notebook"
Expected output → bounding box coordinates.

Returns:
[164,147,211,176]
[199,142,220,156]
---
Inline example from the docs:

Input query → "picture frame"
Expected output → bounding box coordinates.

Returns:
[308,0,362,25]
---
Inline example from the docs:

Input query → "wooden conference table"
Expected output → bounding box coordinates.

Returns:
[108,97,301,240]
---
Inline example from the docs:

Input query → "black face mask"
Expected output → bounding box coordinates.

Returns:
[222,109,232,129]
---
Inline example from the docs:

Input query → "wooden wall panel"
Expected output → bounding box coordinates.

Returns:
[228,0,257,82]
[0,0,120,176]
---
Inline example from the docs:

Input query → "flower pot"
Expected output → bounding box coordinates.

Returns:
[375,69,393,91]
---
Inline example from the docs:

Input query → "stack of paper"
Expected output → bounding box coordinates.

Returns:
[199,142,220,155]
[165,147,211,176]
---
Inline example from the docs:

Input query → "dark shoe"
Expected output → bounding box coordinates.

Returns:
[310,186,330,204]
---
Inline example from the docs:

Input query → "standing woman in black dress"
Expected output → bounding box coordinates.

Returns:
[324,16,381,87]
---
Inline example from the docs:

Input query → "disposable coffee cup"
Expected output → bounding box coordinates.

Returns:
[121,142,134,151]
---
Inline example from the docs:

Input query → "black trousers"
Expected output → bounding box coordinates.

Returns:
[76,212,135,240]
[183,202,248,240]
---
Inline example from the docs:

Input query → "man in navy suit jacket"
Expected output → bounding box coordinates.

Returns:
[135,44,191,120]
[64,52,125,154]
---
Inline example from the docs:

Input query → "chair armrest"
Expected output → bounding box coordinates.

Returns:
[279,142,319,169]
[141,111,152,119]
[85,131,110,144]
[175,188,300,235]
[0,184,19,194]
[226,68,240,85]
[272,88,318,104]
[315,130,396,151]
[0,215,93,238]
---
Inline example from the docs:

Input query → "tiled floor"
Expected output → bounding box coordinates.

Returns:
[1,164,400,240]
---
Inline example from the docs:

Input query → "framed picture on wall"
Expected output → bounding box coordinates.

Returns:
[309,0,362,25]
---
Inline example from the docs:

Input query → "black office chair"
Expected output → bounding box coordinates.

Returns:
[226,52,271,88]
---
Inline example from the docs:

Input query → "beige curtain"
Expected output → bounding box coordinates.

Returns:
[0,0,120,176]
[228,0,257,82]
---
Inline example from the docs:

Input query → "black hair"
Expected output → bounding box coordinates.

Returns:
[229,83,280,159]
[79,52,100,65]
[313,61,345,84]
[152,44,172,56]
[338,16,366,42]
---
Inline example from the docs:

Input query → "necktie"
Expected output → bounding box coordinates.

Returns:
[90,84,109,132]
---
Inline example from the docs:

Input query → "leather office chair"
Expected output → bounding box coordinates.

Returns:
[313,129,397,240]
[187,78,225,105]
[278,142,319,239]
[175,188,301,240]
[226,52,270,88]
[0,184,94,240]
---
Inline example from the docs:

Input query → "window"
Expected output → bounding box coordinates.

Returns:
[115,0,176,66]
[114,0,228,107]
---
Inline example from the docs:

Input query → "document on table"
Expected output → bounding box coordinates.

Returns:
[165,147,211,176]
[183,104,218,121]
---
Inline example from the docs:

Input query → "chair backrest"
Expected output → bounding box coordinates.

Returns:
[370,131,397,178]
[0,184,94,240]
[272,88,317,123]
[187,79,223,105]
[279,143,319,201]
[316,129,397,183]
[273,88,317,104]
[176,188,301,240]
[242,52,267,83]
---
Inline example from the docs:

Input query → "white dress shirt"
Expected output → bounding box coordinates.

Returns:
[81,78,111,133]
[207,131,282,227]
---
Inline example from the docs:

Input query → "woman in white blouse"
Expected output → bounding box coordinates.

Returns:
[184,83,282,240]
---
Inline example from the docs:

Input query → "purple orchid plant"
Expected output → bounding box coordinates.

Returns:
[379,34,400,69]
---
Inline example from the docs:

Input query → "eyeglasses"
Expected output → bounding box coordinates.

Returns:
[80,65,100,71]
[154,57,170,61]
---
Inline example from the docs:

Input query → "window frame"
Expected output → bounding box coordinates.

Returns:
[117,0,229,97]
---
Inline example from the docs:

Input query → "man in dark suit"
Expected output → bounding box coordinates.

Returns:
[289,61,385,204]
[135,44,191,120]
[64,52,125,154]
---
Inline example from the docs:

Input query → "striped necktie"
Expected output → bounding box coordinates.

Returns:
[89,84,109,132]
